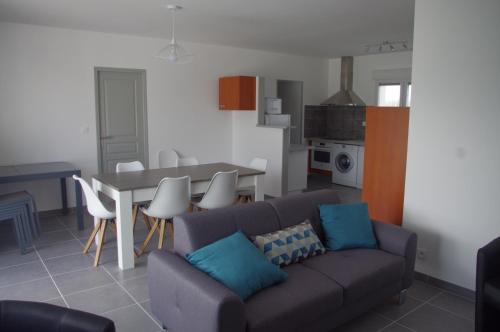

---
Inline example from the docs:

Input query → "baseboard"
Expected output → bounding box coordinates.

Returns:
[414,271,475,301]
[38,207,79,218]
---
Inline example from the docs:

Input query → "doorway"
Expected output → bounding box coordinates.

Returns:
[95,68,149,173]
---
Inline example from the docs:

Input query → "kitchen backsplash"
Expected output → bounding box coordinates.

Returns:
[304,105,365,140]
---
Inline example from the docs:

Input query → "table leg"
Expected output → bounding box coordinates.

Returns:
[116,190,135,270]
[60,178,68,214]
[75,178,84,230]
[254,174,264,201]
[92,178,102,244]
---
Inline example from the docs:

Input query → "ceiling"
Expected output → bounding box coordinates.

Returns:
[0,0,415,58]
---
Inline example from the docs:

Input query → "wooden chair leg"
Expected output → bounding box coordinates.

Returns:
[167,221,174,241]
[248,195,254,203]
[94,220,107,267]
[137,218,159,256]
[143,213,151,230]
[132,204,139,229]
[83,219,102,254]
[158,219,166,250]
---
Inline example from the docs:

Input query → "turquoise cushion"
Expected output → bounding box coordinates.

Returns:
[319,203,377,251]
[186,231,288,300]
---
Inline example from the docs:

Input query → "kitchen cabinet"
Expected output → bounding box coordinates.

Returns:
[362,107,409,226]
[219,76,256,111]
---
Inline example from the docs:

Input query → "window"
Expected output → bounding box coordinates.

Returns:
[377,81,411,107]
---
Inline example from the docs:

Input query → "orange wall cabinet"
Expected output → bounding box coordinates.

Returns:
[218,76,256,111]
[362,107,410,226]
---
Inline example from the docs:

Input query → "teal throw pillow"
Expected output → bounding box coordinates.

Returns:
[186,231,288,300]
[319,203,377,251]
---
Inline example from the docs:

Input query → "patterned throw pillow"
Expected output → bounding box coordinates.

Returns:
[253,220,326,266]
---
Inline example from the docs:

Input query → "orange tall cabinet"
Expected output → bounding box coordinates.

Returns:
[362,107,410,226]
[218,76,256,111]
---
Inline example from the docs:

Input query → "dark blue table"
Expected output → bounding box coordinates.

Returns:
[0,162,84,230]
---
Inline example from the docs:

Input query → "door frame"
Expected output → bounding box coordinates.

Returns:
[94,67,149,173]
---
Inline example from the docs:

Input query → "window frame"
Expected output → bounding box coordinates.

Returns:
[376,79,411,107]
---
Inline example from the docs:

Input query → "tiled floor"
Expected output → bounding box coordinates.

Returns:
[0,194,475,332]
[307,173,362,204]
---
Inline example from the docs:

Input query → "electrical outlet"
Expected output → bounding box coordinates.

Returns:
[417,248,427,260]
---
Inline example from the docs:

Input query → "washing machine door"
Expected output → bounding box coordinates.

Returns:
[335,152,354,173]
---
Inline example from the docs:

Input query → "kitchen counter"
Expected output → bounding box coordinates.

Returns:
[308,137,365,146]
[289,144,312,152]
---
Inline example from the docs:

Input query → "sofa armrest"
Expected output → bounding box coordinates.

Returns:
[148,250,245,332]
[372,221,417,289]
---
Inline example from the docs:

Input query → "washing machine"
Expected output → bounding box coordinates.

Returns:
[331,143,359,188]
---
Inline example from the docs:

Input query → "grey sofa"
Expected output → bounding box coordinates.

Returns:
[148,189,417,332]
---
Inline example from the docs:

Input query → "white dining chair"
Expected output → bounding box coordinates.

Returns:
[177,157,199,167]
[72,175,116,267]
[238,157,268,203]
[116,161,145,173]
[115,161,150,230]
[193,170,238,210]
[136,176,191,256]
[158,149,179,168]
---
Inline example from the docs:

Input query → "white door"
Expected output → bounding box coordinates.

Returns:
[95,68,148,173]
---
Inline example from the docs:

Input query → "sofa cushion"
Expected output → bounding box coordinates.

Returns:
[245,264,343,332]
[319,203,377,251]
[253,220,326,266]
[186,231,287,300]
[174,201,281,257]
[268,189,341,241]
[302,249,405,303]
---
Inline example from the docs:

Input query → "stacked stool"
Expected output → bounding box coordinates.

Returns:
[0,191,40,254]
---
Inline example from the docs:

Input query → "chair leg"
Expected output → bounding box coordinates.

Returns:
[94,220,107,267]
[143,213,151,230]
[167,221,174,241]
[137,218,159,256]
[248,195,254,203]
[132,204,139,229]
[158,219,166,250]
[83,219,102,254]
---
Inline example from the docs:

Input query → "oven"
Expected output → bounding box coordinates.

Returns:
[310,142,334,171]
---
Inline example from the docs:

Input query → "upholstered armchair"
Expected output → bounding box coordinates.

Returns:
[476,236,500,332]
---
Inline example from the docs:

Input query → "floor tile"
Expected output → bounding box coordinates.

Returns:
[140,300,161,325]
[374,296,423,320]
[398,303,474,332]
[104,256,148,282]
[0,277,59,302]
[0,249,39,269]
[407,280,442,301]
[103,304,161,332]
[334,312,392,332]
[65,283,134,315]
[36,239,83,260]
[121,275,149,302]
[34,229,75,246]
[45,297,68,307]
[380,323,414,332]
[53,267,114,295]
[39,218,66,232]
[44,252,94,275]
[429,292,475,321]
[0,261,48,288]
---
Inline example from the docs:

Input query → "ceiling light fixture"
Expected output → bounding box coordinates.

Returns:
[365,40,411,54]
[156,5,194,64]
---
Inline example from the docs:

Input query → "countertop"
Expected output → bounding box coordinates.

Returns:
[308,137,365,146]
[289,144,312,152]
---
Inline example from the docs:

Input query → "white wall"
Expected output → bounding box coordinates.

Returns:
[328,51,413,105]
[0,22,328,210]
[404,0,500,290]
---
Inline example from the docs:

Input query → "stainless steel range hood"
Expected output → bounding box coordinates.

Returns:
[321,56,365,106]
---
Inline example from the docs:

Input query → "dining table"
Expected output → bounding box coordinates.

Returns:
[92,162,265,270]
[0,162,84,230]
